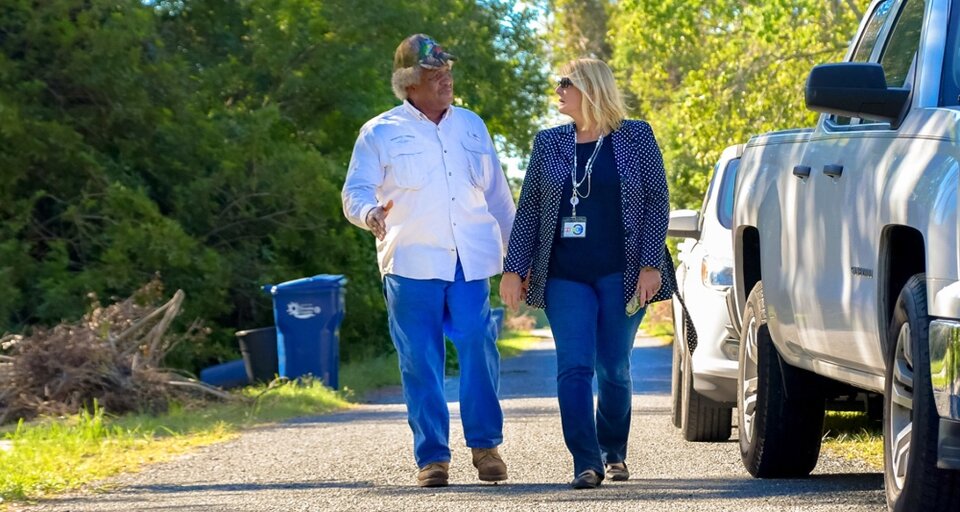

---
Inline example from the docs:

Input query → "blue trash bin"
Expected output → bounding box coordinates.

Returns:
[263,275,347,388]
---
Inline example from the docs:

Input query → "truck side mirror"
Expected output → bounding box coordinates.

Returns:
[668,209,701,239]
[805,63,910,123]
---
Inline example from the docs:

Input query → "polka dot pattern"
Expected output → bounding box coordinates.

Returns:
[504,120,677,309]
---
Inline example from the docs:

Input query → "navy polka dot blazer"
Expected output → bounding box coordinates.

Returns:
[504,120,677,309]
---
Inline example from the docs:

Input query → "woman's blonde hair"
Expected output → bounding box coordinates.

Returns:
[560,58,626,134]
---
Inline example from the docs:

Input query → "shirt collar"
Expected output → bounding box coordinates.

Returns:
[403,100,453,123]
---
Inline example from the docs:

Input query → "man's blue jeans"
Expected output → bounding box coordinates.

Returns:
[545,272,646,477]
[384,261,503,467]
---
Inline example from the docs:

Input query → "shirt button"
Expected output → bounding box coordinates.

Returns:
[451,197,455,201]
[448,172,452,176]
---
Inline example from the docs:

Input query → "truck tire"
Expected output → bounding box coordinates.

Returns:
[681,342,733,442]
[883,274,960,511]
[738,282,825,477]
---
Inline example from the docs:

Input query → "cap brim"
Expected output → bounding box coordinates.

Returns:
[419,51,456,69]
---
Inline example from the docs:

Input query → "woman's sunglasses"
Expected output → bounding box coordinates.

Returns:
[557,77,574,89]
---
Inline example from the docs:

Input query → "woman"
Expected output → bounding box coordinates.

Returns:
[500,58,675,489]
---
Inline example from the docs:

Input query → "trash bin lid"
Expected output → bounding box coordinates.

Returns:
[262,274,347,295]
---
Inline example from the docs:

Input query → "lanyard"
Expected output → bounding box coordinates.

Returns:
[570,132,604,217]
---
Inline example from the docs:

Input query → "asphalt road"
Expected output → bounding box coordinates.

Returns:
[29,335,887,511]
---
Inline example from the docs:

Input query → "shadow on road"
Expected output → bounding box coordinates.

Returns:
[65,472,880,507]
[340,472,884,506]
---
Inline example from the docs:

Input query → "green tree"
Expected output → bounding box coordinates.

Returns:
[610,0,862,208]
[0,0,548,369]
[545,0,613,65]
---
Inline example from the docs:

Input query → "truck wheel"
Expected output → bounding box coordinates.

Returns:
[883,274,960,511]
[738,282,825,477]
[681,340,733,442]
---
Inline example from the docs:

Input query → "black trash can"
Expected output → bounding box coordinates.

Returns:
[262,274,347,388]
[235,327,279,384]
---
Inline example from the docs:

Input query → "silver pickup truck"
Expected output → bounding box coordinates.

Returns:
[730,0,960,510]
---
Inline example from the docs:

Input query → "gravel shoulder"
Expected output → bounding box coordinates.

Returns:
[26,336,886,511]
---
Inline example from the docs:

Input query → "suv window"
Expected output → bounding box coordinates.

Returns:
[879,0,925,88]
[717,158,740,230]
[699,159,722,230]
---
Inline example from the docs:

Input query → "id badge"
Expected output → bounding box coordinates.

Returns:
[561,216,587,238]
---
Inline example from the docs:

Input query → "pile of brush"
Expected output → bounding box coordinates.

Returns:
[0,280,230,424]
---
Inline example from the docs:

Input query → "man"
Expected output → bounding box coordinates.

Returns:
[342,34,515,487]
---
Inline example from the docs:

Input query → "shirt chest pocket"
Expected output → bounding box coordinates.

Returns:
[386,144,429,190]
[461,138,493,190]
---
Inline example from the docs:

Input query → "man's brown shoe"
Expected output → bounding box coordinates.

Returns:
[417,462,449,487]
[605,461,629,481]
[472,447,508,482]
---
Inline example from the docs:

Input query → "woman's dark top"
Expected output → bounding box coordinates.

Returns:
[548,139,626,283]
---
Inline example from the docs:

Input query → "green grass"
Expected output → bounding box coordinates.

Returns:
[0,331,545,505]
[340,352,402,399]
[821,411,883,469]
[636,300,675,344]
[496,331,543,358]
[640,320,674,343]
[342,330,542,391]
[0,381,348,504]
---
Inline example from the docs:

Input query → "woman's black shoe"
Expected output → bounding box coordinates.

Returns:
[570,469,603,489]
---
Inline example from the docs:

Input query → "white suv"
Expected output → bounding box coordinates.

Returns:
[668,143,742,442]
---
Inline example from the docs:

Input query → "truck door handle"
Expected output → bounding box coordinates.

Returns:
[792,165,811,179]
[823,164,844,178]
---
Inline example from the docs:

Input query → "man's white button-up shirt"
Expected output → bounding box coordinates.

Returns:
[342,101,516,282]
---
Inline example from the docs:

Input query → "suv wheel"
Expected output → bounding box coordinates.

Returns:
[883,273,960,511]
[738,281,825,477]
[680,315,732,441]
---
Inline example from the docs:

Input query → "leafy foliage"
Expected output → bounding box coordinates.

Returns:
[0,0,547,369]
[608,0,862,209]
[544,0,612,65]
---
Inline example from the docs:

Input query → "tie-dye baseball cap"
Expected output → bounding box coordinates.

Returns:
[393,34,457,71]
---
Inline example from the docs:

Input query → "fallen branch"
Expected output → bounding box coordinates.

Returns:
[0,279,219,424]
[166,377,237,401]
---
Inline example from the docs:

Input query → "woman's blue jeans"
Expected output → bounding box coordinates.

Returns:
[383,260,503,467]
[545,272,646,477]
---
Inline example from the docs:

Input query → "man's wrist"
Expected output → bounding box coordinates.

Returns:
[362,205,378,227]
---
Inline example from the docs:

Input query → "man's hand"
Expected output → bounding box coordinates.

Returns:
[635,267,662,308]
[500,272,526,313]
[365,200,394,241]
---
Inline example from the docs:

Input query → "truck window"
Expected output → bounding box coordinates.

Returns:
[943,0,960,105]
[833,0,896,125]
[851,0,896,63]
[879,0,925,87]
[716,158,740,230]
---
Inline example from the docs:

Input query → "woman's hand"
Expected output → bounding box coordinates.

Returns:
[500,272,526,313]
[635,267,662,308]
